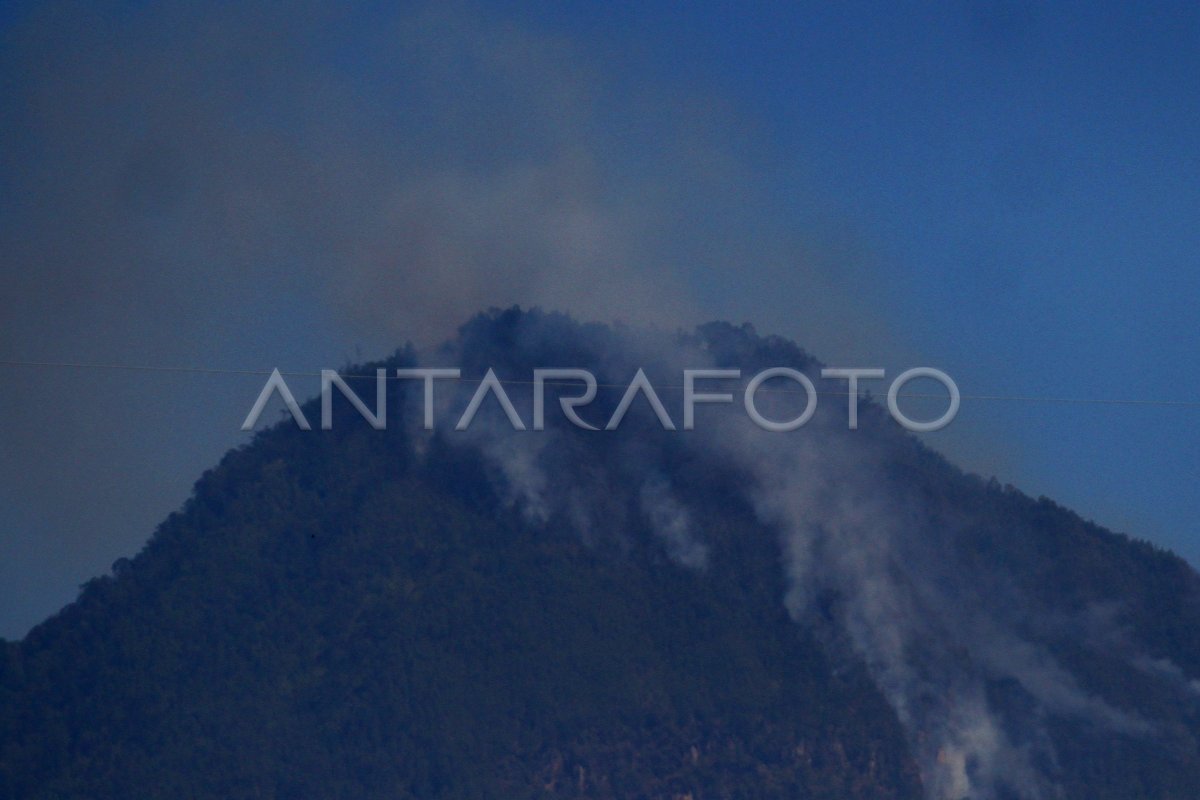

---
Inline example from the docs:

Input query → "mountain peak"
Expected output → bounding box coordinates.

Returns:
[5,310,1200,799]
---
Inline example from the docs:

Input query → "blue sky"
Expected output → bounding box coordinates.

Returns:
[528,1,1200,550]
[527,13,1200,787]
[0,1,1197,637]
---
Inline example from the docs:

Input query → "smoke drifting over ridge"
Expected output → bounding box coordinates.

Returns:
[400,309,1200,800]
[0,2,697,351]
[3,3,1191,794]
[3,1,909,636]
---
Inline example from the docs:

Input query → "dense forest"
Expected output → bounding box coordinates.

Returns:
[4,309,1200,799]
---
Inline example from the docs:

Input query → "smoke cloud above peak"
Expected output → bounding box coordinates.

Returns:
[3,1,852,637]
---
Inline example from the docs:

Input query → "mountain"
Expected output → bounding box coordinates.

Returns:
[4,308,1200,799]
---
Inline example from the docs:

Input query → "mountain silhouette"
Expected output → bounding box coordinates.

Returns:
[4,308,1200,800]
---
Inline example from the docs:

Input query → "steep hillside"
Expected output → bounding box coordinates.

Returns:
[4,309,1200,799]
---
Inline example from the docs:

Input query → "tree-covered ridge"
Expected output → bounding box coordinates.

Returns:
[0,392,918,798]
[3,308,1200,799]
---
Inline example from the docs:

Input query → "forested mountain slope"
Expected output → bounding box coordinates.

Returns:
[4,309,1200,799]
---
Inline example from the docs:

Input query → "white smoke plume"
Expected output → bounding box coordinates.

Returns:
[410,312,1185,800]
[718,409,1150,799]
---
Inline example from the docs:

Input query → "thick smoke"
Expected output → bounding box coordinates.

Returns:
[410,311,1196,800]
[0,0,766,635]
[4,2,1191,794]
[414,313,713,567]
[1,0,970,643]
[734,425,1143,799]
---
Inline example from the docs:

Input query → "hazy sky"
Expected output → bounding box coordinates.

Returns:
[1,0,1197,638]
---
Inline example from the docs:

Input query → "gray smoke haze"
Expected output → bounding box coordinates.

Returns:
[417,318,713,569]
[1,3,1193,795]
[0,3,1175,794]
[403,313,1199,800]
[732,424,1142,799]
[4,0,940,637]
[0,2,700,349]
[723,413,1194,799]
